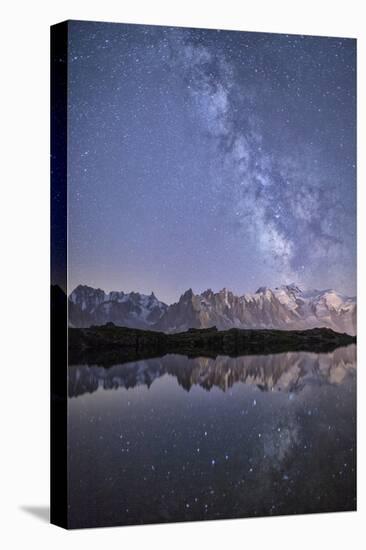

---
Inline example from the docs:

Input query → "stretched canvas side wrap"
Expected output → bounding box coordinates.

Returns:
[50,20,357,529]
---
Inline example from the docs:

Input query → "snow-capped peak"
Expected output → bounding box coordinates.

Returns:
[68,285,168,328]
[278,283,302,294]
[68,284,356,336]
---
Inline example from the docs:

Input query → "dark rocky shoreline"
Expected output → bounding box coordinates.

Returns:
[68,323,356,366]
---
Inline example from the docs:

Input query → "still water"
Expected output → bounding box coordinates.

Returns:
[68,345,356,528]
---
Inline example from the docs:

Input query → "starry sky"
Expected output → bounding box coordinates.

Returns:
[67,20,356,304]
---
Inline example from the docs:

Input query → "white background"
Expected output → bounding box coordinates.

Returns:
[1,0,364,548]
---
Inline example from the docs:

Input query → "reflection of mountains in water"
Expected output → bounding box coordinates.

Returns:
[68,345,356,398]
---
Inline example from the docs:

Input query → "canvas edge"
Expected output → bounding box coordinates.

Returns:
[50,20,69,530]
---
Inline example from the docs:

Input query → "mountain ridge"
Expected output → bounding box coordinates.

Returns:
[68,283,356,335]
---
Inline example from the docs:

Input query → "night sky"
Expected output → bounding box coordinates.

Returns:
[68,21,356,304]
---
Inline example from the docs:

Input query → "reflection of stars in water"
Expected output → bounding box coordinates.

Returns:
[68,351,356,526]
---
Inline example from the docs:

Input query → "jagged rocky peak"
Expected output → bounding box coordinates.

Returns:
[255,286,272,295]
[278,282,302,294]
[201,288,214,299]
[69,284,106,309]
[68,283,356,336]
[108,290,125,301]
[218,287,232,298]
[162,283,356,335]
[70,283,103,298]
[181,288,194,300]
[68,285,168,329]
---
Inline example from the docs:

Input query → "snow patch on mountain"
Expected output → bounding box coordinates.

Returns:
[69,285,168,329]
[155,284,356,335]
[68,284,356,335]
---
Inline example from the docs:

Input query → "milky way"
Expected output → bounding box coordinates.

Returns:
[67,21,356,303]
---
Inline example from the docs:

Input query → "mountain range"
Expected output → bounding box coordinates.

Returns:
[68,283,356,335]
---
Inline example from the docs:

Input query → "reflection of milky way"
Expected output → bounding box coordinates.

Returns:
[68,346,356,528]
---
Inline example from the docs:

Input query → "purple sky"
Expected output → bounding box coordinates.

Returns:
[67,21,356,303]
